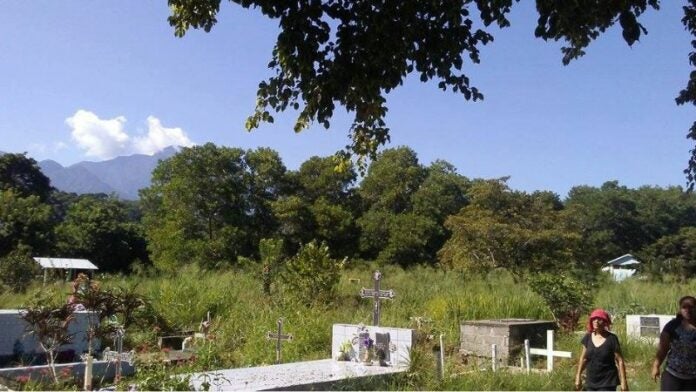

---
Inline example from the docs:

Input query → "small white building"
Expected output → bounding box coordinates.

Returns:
[33,257,99,284]
[601,254,640,282]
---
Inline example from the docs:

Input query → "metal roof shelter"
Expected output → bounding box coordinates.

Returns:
[33,257,99,270]
[33,257,98,285]
[602,254,640,282]
[605,254,641,267]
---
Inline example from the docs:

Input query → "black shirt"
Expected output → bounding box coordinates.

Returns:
[581,332,621,389]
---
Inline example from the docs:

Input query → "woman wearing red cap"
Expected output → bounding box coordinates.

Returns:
[574,309,628,391]
[651,295,696,391]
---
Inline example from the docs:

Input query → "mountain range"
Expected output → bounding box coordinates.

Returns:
[37,147,179,200]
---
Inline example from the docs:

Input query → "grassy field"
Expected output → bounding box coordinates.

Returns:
[1,263,694,390]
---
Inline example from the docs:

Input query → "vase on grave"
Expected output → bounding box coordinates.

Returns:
[360,348,374,365]
[358,332,374,365]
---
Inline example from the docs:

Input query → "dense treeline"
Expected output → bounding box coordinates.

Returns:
[2,144,696,293]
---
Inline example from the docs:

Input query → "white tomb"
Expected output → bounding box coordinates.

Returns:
[625,314,673,343]
[0,309,96,361]
[187,324,414,391]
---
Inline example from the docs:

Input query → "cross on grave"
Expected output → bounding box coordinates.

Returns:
[266,318,293,364]
[524,330,572,372]
[360,270,395,326]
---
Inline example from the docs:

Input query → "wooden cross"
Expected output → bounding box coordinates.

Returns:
[266,318,293,364]
[359,270,395,326]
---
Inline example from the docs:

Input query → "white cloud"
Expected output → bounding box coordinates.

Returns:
[133,116,194,155]
[65,110,194,159]
[66,110,129,159]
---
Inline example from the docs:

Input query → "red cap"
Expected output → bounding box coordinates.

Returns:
[587,309,611,332]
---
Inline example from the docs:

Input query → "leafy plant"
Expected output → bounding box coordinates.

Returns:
[282,240,344,303]
[527,273,593,332]
[0,246,40,293]
[21,297,75,385]
[259,238,285,295]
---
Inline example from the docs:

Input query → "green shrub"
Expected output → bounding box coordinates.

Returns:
[0,246,40,293]
[527,273,593,331]
[283,240,344,303]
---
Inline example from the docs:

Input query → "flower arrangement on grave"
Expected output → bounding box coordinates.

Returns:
[359,334,375,364]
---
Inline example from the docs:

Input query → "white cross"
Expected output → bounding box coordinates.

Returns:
[525,330,572,372]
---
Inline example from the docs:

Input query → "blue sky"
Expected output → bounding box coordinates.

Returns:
[0,1,693,197]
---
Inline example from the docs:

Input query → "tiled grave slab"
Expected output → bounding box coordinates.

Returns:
[186,323,414,390]
[188,358,407,391]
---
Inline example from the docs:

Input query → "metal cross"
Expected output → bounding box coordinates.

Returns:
[266,318,293,364]
[359,270,395,326]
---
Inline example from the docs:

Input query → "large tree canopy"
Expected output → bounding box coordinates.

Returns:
[167,0,696,184]
[0,153,52,201]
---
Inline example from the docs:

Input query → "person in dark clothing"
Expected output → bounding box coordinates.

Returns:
[652,295,696,391]
[575,309,628,391]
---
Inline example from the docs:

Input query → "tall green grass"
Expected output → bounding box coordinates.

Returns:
[2,265,689,390]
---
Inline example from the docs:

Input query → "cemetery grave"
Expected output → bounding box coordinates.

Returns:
[183,270,414,391]
[186,323,415,391]
[459,318,572,372]
[625,314,673,343]
[151,312,215,364]
[0,309,135,388]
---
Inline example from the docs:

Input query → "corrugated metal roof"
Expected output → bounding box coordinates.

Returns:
[33,257,99,270]
[605,253,641,266]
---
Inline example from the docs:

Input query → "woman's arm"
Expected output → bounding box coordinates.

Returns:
[575,346,587,391]
[652,330,671,381]
[615,351,628,391]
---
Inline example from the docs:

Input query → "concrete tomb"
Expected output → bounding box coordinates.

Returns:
[0,309,96,365]
[0,310,135,386]
[626,314,673,343]
[460,318,555,365]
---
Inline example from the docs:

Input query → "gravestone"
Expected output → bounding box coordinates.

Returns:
[626,314,673,342]
[460,318,555,364]
[331,324,412,367]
